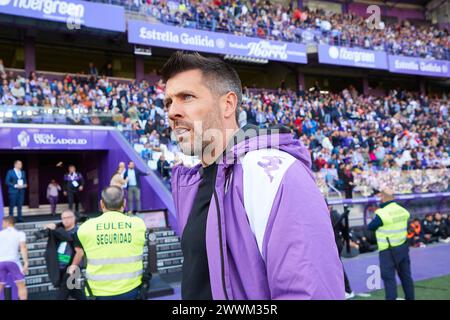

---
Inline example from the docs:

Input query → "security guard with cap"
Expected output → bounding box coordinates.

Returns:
[69,186,147,300]
[368,188,415,300]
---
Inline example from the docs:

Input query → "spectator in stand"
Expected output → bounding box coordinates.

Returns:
[11,81,25,100]
[87,62,98,78]
[102,63,114,77]
[156,154,171,180]
[140,2,449,60]
[342,164,354,199]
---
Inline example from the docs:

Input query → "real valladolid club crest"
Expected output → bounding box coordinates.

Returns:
[17,130,30,147]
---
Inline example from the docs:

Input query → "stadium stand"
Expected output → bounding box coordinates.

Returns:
[89,0,449,60]
[1,67,448,197]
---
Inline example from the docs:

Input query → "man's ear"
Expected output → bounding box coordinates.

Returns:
[100,200,105,211]
[222,91,238,120]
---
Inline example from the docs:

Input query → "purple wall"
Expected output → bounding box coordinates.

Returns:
[348,3,425,21]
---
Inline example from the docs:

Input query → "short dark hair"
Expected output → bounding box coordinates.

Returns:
[160,51,242,122]
[3,216,15,225]
[101,186,124,211]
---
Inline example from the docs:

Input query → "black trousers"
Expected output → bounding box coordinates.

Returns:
[343,269,352,294]
[56,270,85,300]
[379,242,415,300]
[67,191,81,213]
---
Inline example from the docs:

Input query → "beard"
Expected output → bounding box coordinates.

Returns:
[175,108,223,158]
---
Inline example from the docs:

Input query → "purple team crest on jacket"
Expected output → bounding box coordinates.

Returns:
[257,156,284,182]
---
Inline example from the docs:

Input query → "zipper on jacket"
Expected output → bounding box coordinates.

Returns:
[213,189,229,300]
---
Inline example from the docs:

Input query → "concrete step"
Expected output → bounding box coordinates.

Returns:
[28,266,49,276]
[25,274,51,286]
[157,249,183,259]
[159,265,183,274]
[156,256,184,268]
[27,283,56,294]
[28,249,46,258]
[156,236,180,245]
[28,257,46,267]
[27,241,48,251]
[4,203,82,217]
[157,242,181,251]
[16,220,60,231]
[154,230,176,238]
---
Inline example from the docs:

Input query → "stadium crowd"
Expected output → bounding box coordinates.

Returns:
[94,0,449,60]
[0,63,449,196]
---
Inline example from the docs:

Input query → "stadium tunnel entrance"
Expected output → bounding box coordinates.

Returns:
[0,150,106,215]
[0,124,176,230]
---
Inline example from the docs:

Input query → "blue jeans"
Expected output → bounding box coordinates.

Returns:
[8,191,24,220]
[379,242,415,300]
[96,286,140,300]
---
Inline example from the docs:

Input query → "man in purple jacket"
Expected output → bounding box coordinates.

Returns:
[162,51,344,300]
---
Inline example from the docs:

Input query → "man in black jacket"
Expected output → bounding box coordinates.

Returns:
[422,214,439,244]
[63,165,85,215]
[329,204,354,299]
[41,210,85,300]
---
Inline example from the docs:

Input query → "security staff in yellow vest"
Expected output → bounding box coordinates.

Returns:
[69,186,146,300]
[368,188,414,300]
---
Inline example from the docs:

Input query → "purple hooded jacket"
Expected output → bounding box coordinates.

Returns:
[171,128,345,300]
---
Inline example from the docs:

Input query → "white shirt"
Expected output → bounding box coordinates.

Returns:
[0,227,26,269]
[14,169,22,179]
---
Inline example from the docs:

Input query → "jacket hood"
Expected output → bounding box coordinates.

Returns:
[221,124,312,169]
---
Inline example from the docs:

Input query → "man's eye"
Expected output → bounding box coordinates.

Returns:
[184,95,194,101]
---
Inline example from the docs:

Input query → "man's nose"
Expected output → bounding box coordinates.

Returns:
[168,101,185,122]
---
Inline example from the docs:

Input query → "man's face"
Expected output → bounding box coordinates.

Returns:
[61,212,76,229]
[69,166,75,173]
[15,161,22,170]
[166,69,223,157]
[128,162,134,169]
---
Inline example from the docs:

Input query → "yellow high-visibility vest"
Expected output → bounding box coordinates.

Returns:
[375,202,410,251]
[77,211,147,296]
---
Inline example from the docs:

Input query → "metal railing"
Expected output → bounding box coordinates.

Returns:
[0,105,120,126]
